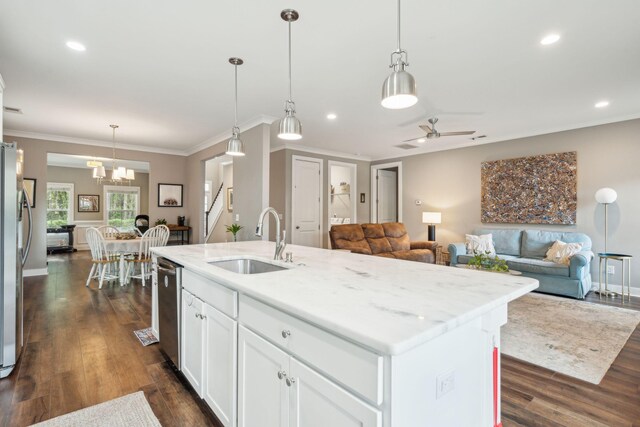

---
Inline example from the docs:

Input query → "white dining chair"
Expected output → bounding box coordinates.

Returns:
[124,226,168,286]
[97,225,120,239]
[85,227,119,289]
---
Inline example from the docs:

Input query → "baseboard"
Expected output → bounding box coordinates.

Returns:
[24,268,48,277]
[591,282,640,297]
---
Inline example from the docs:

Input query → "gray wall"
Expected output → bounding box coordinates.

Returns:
[185,123,271,243]
[269,144,371,248]
[8,135,188,272]
[374,118,640,289]
[46,166,149,221]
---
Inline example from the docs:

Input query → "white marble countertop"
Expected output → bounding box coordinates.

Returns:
[152,241,538,355]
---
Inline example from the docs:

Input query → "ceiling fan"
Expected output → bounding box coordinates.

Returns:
[404,118,475,142]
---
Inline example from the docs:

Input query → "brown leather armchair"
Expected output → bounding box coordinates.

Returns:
[330,222,438,263]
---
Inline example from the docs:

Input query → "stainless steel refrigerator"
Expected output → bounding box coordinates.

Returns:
[0,142,32,378]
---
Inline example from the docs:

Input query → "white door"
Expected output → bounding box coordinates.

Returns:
[292,157,322,247]
[238,326,289,427]
[181,290,204,396]
[203,302,237,427]
[289,358,382,427]
[377,170,397,223]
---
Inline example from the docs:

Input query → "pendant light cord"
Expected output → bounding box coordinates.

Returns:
[234,64,238,128]
[112,126,116,170]
[288,21,292,102]
[397,0,401,52]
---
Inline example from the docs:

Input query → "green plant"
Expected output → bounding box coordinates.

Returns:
[225,224,243,242]
[155,218,167,226]
[468,251,509,272]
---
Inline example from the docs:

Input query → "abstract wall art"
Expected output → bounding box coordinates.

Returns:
[481,151,577,224]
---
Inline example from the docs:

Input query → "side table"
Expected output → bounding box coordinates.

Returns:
[436,247,450,266]
[597,253,632,303]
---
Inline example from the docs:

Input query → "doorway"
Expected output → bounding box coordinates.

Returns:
[291,155,323,247]
[328,161,357,245]
[371,161,402,223]
[203,155,233,243]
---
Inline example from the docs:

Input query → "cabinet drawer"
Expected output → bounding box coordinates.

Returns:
[183,270,237,319]
[239,295,384,405]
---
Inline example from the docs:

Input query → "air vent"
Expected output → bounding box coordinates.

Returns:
[395,143,417,150]
[3,106,23,114]
[471,135,487,141]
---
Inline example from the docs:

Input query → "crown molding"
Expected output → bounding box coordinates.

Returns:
[271,143,372,162]
[3,129,187,156]
[185,114,278,156]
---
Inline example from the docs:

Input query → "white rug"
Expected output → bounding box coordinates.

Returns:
[502,293,640,384]
[31,391,161,427]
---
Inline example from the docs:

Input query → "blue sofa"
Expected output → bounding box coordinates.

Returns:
[448,229,594,299]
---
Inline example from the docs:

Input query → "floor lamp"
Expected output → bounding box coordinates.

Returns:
[595,187,617,253]
[422,212,441,241]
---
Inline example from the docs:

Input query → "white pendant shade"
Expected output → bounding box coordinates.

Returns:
[92,166,106,179]
[126,169,135,180]
[116,166,126,177]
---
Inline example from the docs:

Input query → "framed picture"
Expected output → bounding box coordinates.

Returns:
[23,178,36,208]
[158,183,183,207]
[227,187,233,212]
[78,194,100,212]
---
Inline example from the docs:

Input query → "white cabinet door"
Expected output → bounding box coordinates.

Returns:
[181,289,204,396]
[203,302,237,427]
[289,358,381,427]
[238,326,289,427]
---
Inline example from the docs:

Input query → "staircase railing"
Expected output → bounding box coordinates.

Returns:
[205,182,224,238]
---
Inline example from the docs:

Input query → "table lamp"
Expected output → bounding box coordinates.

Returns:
[422,212,441,241]
[595,187,617,253]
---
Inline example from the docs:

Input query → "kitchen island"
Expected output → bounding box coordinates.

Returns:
[151,241,538,427]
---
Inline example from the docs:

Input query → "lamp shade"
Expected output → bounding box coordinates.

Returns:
[381,69,418,109]
[225,133,245,156]
[278,113,303,140]
[595,188,617,204]
[126,169,135,180]
[93,166,106,179]
[422,212,441,224]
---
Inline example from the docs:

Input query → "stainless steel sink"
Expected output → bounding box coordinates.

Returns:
[208,258,288,274]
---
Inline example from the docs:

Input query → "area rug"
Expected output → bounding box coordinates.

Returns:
[31,391,161,426]
[501,293,640,384]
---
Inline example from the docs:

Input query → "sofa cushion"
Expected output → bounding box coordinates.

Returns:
[506,258,570,277]
[390,249,435,263]
[374,252,395,259]
[382,222,411,251]
[475,229,522,256]
[361,223,393,254]
[522,230,592,259]
[457,254,519,265]
[330,224,372,255]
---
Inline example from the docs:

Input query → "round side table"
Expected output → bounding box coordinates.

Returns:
[597,253,632,303]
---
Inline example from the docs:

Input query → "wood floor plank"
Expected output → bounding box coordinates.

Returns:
[5,396,50,427]
[80,348,124,406]
[48,369,89,418]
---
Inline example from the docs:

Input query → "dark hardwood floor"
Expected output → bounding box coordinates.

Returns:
[1,252,639,426]
[502,293,640,427]
[0,251,221,426]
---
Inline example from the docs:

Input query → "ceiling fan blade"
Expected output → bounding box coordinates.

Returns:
[403,136,427,143]
[439,131,476,136]
[418,124,433,133]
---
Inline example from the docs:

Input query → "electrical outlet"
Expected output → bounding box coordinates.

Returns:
[436,371,455,399]
[235,214,240,221]
[607,265,615,274]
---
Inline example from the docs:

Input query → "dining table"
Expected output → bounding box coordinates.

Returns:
[103,236,142,284]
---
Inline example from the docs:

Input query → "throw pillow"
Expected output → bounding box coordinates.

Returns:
[545,240,583,265]
[465,234,496,255]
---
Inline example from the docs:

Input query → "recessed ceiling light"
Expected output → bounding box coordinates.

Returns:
[594,100,610,108]
[417,138,426,143]
[326,113,337,120]
[540,34,560,45]
[66,41,86,51]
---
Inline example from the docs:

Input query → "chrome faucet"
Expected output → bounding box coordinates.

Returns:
[255,207,287,260]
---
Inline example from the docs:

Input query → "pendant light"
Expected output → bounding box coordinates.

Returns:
[277,9,302,140]
[109,124,122,183]
[226,57,246,156]
[381,0,417,109]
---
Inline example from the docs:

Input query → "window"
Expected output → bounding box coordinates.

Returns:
[104,185,140,230]
[46,183,74,227]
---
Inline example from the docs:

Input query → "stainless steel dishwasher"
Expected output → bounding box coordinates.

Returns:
[157,257,182,369]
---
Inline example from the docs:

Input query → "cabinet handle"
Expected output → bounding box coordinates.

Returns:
[281,330,291,339]
[195,313,199,319]
[277,370,286,380]
[286,377,296,387]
